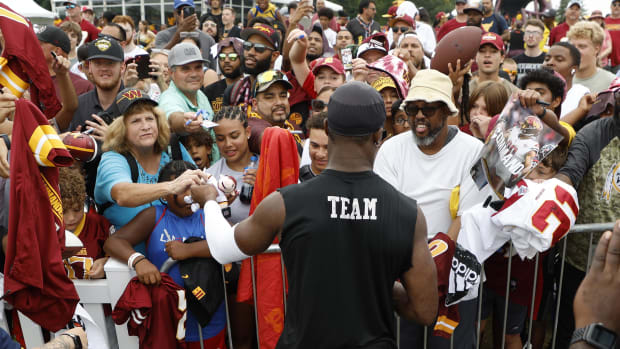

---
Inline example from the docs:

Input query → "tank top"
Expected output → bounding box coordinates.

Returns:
[147,205,226,343]
[276,169,417,349]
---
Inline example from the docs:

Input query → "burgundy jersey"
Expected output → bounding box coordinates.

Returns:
[429,233,460,338]
[112,274,187,348]
[64,208,112,279]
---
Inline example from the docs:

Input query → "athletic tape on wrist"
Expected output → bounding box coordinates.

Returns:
[203,200,249,264]
[127,252,144,270]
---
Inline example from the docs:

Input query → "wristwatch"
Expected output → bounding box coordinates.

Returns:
[0,134,9,150]
[61,332,83,349]
[571,323,617,349]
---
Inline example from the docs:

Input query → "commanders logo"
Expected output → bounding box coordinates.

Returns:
[95,39,111,51]
[601,162,620,202]
[192,286,206,300]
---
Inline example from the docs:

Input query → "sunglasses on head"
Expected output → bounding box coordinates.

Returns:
[65,4,77,9]
[392,26,410,33]
[243,41,275,54]
[311,99,327,111]
[219,52,239,61]
[404,104,441,117]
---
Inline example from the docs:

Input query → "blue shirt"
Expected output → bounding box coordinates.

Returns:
[147,205,226,342]
[481,13,508,36]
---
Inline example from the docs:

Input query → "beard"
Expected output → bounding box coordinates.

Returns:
[411,115,446,147]
[306,52,322,61]
[222,64,242,79]
[93,74,121,91]
[243,55,272,76]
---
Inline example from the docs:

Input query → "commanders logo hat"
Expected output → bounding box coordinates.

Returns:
[115,88,158,115]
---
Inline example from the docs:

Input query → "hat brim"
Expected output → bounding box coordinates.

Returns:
[312,63,344,75]
[588,90,615,117]
[463,8,483,14]
[255,79,293,95]
[170,58,208,68]
[403,87,459,116]
[388,17,414,27]
[241,29,276,49]
[87,54,123,62]
[120,98,158,115]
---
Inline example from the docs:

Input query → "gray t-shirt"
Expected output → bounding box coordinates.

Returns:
[573,68,616,94]
[155,27,216,69]
[207,158,257,224]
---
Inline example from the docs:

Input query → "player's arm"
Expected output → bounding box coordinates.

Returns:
[393,207,438,325]
[103,207,162,285]
[192,184,285,264]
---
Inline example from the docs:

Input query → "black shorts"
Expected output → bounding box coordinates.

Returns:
[481,287,527,335]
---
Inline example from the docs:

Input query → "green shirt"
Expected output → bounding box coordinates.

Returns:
[159,81,220,165]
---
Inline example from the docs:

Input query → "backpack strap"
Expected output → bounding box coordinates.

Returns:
[97,152,139,214]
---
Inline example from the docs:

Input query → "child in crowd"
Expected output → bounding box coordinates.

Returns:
[58,167,112,280]
[181,129,214,170]
[502,57,518,85]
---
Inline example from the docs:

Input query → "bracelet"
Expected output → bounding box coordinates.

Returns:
[133,256,147,268]
[61,332,83,349]
[127,252,144,270]
[537,106,546,118]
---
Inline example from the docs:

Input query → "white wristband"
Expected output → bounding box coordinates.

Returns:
[203,200,250,264]
[127,252,144,270]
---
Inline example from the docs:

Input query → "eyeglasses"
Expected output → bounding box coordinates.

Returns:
[404,104,442,117]
[524,30,542,36]
[392,26,410,33]
[65,4,77,9]
[311,99,327,111]
[503,68,517,75]
[219,52,239,61]
[393,117,408,125]
[243,41,275,54]
[204,22,217,27]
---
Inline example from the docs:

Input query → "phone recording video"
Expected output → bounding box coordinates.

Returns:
[182,6,195,18]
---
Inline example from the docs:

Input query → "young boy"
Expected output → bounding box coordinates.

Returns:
[181,129,214,170]
[59,167,112,279]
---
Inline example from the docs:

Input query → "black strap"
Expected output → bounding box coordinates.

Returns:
[168,133,183,161]
[98,152,139,214]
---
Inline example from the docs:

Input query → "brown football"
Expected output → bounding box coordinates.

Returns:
[431,26,483,75]
[63,132,97,162]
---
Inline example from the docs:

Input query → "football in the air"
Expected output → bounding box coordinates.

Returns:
[218,175,237,194]
[63,132,97,162]
[431,26,483,75]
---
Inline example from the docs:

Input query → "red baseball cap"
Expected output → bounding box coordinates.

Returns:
[382,5,398,18]
[310,57,345,75]
[389,15,415,28]
[480,32,504,52]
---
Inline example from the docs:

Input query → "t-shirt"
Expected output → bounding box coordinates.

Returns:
[64,208,112,280]
[513,52,546,83]
[124,45,149,61]
[436,18,467,43]
[52,72,93,98]
[221,25,241,39]
[159,81,220,164]
[206,158,256,224]
[548,22,570,46]
[201,78,228,115]
[346,16,382,45]
[561,83,590,117]
[481,13,508,36]
[74,18,100,43]
[605,17,620,66]
[574,68,616,94]
[374,128,491,238]
[507,29,524,56]
[324,27,337,47]
[93,149,194,230]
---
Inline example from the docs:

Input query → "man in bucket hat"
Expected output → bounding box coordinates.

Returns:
[374,69,491,349]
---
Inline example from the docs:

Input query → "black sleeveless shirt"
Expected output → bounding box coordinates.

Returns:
[276,170,417,349]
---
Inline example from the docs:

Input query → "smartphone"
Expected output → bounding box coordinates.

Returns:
[182,6,195,18]
[133,54,152,80]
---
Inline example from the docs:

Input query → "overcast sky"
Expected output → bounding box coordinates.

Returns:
[525,0,614,15]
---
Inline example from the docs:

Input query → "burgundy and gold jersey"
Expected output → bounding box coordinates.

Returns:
[64,208,112,279]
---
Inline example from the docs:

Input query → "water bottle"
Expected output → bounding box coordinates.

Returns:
[239,156,258,204]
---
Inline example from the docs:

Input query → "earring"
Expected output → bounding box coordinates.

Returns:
[571,69,576,75]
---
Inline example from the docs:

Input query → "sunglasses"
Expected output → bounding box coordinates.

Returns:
[393,117,408,125]
[257,70,288,85]
[392,26,410,33]
[311,99,327,111]
[503,68,517,75]
[404,104,442,117]
[243,41,275,54]
[65,4,77,9]
[219,52,239,61]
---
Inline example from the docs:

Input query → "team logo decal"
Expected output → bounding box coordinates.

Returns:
[95,39,111,51]
[117,89,144,103]
[192,286,206,300]
[602,162,620,202]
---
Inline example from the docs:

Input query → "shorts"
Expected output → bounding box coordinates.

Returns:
[481,286,527,335]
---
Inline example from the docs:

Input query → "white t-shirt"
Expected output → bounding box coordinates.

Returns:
[124,45,148,60]
[561,83,590,117]
[324,27,337,48]
[374,128,491,238]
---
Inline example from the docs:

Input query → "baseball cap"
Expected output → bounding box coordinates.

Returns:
[389,15,415,28]
[62,0,78,6]
[357,33,389,58]
[588,77,620,117]
[168,42,207,68]
[566,0,582,9]
[367,54,410,99]
[179,237,227,327]
[81,5,93,13]
[456,0,467,4]
[37,25,71,54]
[241,23,280,50]
[217,37,243,56]
[435,11,447,20]
[589,10,604,20]
[253,70,293,97]
[480,32,504,52]
[403,69,459,116]
[310,57,345,75]
[115,88,158,115]
[328,82,386,136]
[382,5,398,18]
[541,8,557,18]
[87,37,124,62]
[174,0,194,9]
[463,0,484,14]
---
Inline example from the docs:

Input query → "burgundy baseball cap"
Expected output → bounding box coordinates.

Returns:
[382,5,398,18]
[588,77,620,117]
[357,32,389,58]
[389,15,415,28]
[241,23,280,50]
[480,32,504,52]
[310,57,345,75]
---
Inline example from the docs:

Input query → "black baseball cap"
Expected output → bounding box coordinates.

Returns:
[328,81,386,136]
[115,88,158,115]
[87,37,124,62]
[541,8,557,18]
[179,237,226,327]
[37,25,71,54]
[241,23,280,50]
